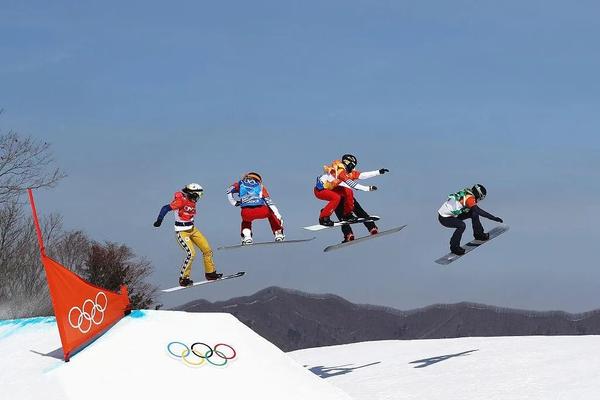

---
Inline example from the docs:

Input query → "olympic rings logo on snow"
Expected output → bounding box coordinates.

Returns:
[68,292,108,334]
[167,341,237,367]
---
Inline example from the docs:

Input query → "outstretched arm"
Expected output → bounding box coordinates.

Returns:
[153,204,172,227]
[472,205,503,222]
[358,169,389,179]
[340,180,375,192]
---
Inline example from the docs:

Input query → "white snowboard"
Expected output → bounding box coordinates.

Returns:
[217,237,315,250]
[161,272,245,293]
[303,216,380,231]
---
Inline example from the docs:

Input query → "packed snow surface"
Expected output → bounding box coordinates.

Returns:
[0,310,352,400]
[289,335,600,400]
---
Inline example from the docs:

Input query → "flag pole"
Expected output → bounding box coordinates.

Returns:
[27,188,46,257]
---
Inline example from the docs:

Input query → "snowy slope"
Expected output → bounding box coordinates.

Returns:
[289,336,600,400]
[0,310,352,400]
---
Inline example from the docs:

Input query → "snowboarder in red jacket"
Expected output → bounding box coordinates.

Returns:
[314,154,389,242]
[154,183,222,286]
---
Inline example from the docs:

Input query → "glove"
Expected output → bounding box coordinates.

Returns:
[235,201,241,207]
[153,219,162,227]
[369,186,378,191]
[379,168,389,174]
[493,217,503,223]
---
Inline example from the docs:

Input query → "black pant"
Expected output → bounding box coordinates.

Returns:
[438,209,484,249]
[335,198,377,237]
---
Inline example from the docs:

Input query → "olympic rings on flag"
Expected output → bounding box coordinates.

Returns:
[167,341,236,368]
[68,291,108,334]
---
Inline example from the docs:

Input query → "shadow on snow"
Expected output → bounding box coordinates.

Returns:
[306,362,382,378]
[409,349,479,368]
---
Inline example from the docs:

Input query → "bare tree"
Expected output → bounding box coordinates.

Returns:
[82,242,157,309]
[0,131,66,204]
[0,204,65,318]
[50,230,91,275]
[0,128,156,318]
[0,215,157,319]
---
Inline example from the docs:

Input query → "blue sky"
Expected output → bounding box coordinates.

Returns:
[1,1,599,311]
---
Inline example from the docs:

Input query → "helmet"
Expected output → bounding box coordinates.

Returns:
[472,184,487,200]
[243,172,262,183]
[341,154,358,172]
[182,183,204,201]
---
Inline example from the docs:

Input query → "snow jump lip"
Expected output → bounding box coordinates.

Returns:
[0,310,353,400]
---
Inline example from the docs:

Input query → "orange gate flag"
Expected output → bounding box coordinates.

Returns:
[28,189,131,361]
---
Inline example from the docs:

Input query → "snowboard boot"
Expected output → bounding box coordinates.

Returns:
[450,246,466,256]
[474,232,490,241]
[369,227,379,235]
[241,228,253,245]
[205,271,223,281]
[341,213,359,224]
[319,216,334,226]
[342,233,355,243]
[179,277,194,287]
[274,230,285,242]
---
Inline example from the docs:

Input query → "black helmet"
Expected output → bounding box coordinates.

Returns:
[472,184,487,200]
[341,154,357,172]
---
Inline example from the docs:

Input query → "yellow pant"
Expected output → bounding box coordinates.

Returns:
[176,227,216,279]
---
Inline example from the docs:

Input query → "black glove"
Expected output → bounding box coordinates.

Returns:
[379,168,389,174]
[493,217,503,223]
[369,186,378,191]
[153,219,162,227]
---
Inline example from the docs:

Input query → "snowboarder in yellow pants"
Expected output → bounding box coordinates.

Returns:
[176,227,216,281]
[154,183,222,287]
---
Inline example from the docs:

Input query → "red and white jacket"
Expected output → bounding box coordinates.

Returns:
[316,160,381,191]
[170,192,197,231]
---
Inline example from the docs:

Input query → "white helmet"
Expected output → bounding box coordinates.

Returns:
[182,183,204,201]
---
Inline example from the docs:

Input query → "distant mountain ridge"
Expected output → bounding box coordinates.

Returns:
[174,287,600,351]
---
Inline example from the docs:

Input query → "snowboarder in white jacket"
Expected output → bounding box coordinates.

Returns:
[438,184,503,255]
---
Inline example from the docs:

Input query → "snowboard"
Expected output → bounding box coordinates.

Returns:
[303,216,381,231]
[161,272,245,293]
[323,225,407,252]
[217,237,315,251]
[435,225,510,265]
